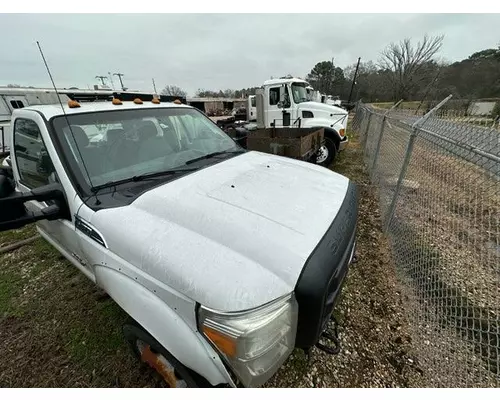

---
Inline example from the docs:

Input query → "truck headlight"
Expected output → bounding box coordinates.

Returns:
[198,293,298,387]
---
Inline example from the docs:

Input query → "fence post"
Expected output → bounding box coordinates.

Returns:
[1,126,4,155]
[371,100,403,172]
[362,111,373,151]
[385,95,453,231]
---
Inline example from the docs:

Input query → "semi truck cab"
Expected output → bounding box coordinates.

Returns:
[256,78,349,166]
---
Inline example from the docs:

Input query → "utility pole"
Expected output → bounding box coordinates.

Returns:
[331,57,336,95]
[152,78,158,95]
[347,57,361,104]
[113,72,125,91]
[95,75,108,86]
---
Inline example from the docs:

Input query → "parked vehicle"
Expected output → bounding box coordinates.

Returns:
[326,95,342,107]
[0,96,358,388]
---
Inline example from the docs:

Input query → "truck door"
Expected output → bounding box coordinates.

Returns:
[265,85,291,127]
[11,116,84,269]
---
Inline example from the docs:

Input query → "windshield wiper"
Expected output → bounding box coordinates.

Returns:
[91,167,198,192]
[185,150,245,165]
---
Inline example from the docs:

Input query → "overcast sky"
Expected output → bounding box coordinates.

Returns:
[1,13,499,96]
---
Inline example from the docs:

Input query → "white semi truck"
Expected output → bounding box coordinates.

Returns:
[223,79,349,166]
[253,78,349,166]
[0,95,358,388]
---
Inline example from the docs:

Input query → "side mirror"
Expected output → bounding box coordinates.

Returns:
[0,182,69,232]
[37,149,54,175]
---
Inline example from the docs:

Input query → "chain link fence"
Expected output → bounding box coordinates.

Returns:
[352,97,500,387]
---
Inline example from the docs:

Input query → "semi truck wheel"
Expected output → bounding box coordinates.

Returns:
[122,317,211,388]
[316,136,337,167]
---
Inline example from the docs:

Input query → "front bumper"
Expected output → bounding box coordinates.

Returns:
[339,135,349,151]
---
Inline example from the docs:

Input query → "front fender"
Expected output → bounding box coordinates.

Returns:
[94,266,234,387]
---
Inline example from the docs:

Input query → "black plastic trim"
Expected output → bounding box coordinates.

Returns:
[75,216,106,247]
[294,180,358,348]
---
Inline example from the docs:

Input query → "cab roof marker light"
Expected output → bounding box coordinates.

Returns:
[152,98,161,104]
[112,98,123,105]
[68,100,80,108]
[173,99,182,105]
[133,98,143,104]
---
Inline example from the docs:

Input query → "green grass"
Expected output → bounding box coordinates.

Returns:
[65,300,127,369]
[0,225,37,247]
[0,270,24,316]
[0,226,161,387]
[0,228,47,317]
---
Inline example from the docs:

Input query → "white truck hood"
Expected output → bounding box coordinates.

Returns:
[90,151,350,311]
[298,101,347,116]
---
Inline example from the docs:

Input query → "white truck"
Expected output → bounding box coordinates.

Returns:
[254,78,349,166]
[326,95,342,107]
[0,96,358,388]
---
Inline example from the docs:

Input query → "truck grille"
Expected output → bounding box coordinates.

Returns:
[294,181,358,349]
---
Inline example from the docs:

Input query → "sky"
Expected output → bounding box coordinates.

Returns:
[1,13,499,96]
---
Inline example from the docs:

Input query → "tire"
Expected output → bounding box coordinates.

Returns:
[122,317,212,388]
[316,136,338,167]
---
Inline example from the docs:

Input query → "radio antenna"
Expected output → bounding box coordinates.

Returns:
[152,78,158,96]
[36,41,100,205]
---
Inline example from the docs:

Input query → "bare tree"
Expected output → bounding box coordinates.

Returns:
[379,34,444,100]
[160,85,187,97]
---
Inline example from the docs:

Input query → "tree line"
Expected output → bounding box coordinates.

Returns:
[161,35,500,107]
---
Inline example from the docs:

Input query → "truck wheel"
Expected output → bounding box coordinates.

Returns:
[316,136,337,167]
[122,318,211,388]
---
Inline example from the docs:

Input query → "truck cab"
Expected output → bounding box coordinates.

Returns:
[0,97,358,388]
[256,78,349,166]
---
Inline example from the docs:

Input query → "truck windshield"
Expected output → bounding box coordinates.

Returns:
[51,107,242,189]
[291,83,310,104]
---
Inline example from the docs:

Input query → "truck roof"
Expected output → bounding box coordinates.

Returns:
[16,101,190,120]
[263,77,309,86]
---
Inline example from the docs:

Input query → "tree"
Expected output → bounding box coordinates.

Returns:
[306,61,345,95]
[160,85,187,97]
[379,34,444,100]
[7,84,21,88]
[468,47,500,61]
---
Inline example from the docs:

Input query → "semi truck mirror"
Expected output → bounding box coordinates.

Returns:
[36,149,55,175]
